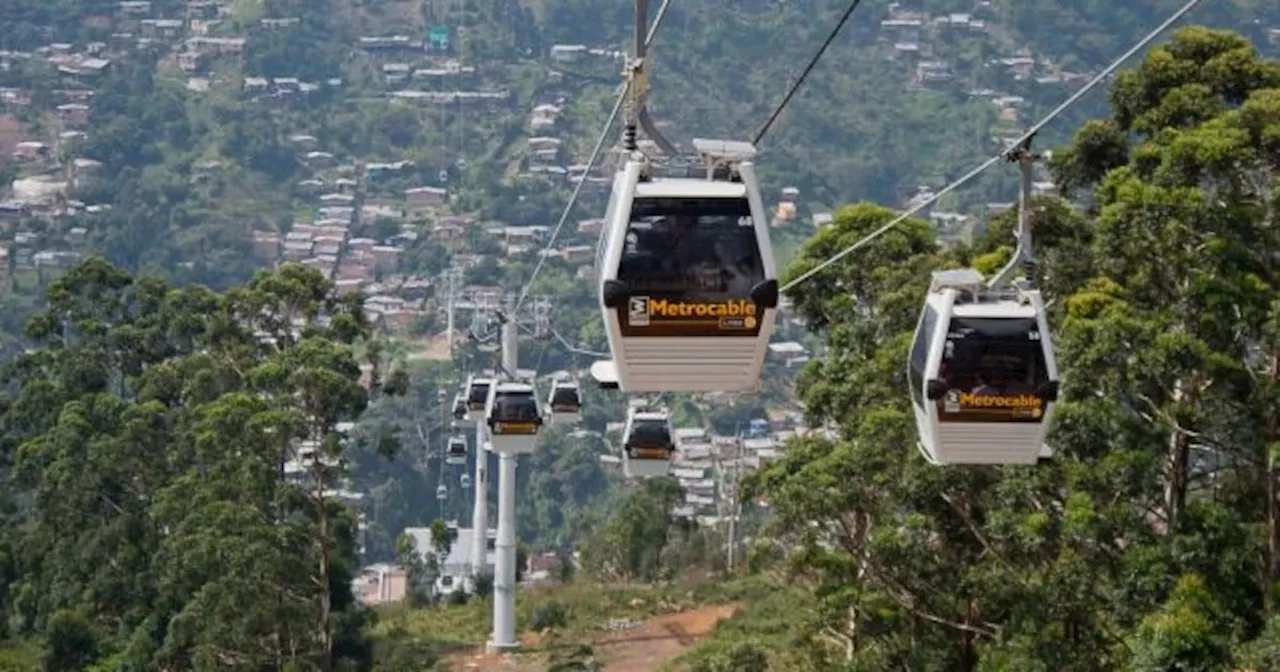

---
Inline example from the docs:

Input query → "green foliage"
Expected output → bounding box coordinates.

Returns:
[41,610,96,672]
[0,259,405,669]
[738,25,1280,671]
[579,478,694,582]
[532,601,569,630]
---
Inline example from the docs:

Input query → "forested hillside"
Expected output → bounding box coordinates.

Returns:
[0,0,1278,670]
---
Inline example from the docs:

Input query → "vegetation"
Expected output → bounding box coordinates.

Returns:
[0,0,1278,669]
[0,260,406,668]
[676,25,1280,670]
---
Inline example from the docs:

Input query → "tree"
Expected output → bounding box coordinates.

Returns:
[580,478,687,582]
[744,26,1280,671]
[0,260,405,670]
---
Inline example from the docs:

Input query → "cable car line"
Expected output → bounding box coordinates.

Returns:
[751,0,866,146]
[779,0,1206,294]
[511,0,678,315]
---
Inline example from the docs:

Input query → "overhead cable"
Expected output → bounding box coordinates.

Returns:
[512,0,677,314]
[779,0,1206,293]
[752,0,866,146]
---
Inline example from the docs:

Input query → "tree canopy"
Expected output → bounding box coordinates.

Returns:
[740,25,1280,670]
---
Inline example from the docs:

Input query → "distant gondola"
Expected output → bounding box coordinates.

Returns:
[464,375,494,421]
[621,407,676,478]
[485,381,542,454]
[547,379,582,424]
[445,435,467,465]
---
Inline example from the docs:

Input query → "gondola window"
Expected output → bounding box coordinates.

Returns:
[937,317,1049,423]
[617,198,764,300]
[627,420,673,448]
[494,394,539,422]
[909,305,938,407]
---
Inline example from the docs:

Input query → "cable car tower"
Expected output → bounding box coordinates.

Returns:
[907,136,1061,465]
[590,0,779,394]
[460,292,578,654]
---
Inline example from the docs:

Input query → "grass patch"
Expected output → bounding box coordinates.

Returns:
[0,639,41,671]
[371,574,778,662]
[669,580,822,672]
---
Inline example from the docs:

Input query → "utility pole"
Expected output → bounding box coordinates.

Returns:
[468,291,493,580]
[470,413,488,577]
[444,265,462,356]
[725,429,744,571]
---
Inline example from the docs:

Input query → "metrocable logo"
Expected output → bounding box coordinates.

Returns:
[647,299,756,318]
[959,393,1042,408]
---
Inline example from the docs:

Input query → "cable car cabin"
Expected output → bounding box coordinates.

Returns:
[451,393,469,422]
[547,380,582,424]
[907,269,1060,466]
[595,139,779,393]
[460,473,471,489]
[436,484,447,500]
[622,408,677,478]
[445,436,467,465]
[485,381,543,454]
[464,376,494,421]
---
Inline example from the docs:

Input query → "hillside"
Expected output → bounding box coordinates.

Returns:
[0,0,1277,670]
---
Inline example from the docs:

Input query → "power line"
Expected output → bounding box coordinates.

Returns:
[752,0,866,146]
[780,0,1206,293]
[512,0,677,315]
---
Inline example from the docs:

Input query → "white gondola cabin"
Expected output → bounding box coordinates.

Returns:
[445,436,467,465]
[451,393,469,421]
[547,379,582,424]
[622,407,676,478]
[908,269,1060,465]
[464,376,494,422]
[485,381,542,454]
[594,139,778,393]
[460,473,471,489]
[436,484,447,500]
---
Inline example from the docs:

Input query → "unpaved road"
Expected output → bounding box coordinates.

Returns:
[443,603,739,671]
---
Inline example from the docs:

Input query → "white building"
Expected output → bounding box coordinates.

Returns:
[402,525,496,595]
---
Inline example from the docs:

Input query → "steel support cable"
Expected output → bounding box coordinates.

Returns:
[752,0,866,146]
[780,0,1206,293]
[512,0,678,315]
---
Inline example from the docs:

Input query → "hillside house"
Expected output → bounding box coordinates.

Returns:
[559,244,593,264]
[140,18,185,38]
[530,103,561,131]
[57,103,89,127]
[405,186,447,207]
[352,564,409,606]
[577,218,605,236]
[12,141,49,161]
[304,151,336,170]
[186,36,245,56]
[117,1,152,16]
[915,60,952,86]
[502,226,548,256]
[187,1,221,19]
[767,341,808,365]
[260,17,300,29]
[550,44,586,62]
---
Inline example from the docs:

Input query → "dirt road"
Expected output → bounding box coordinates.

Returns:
[443,603,738,671]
